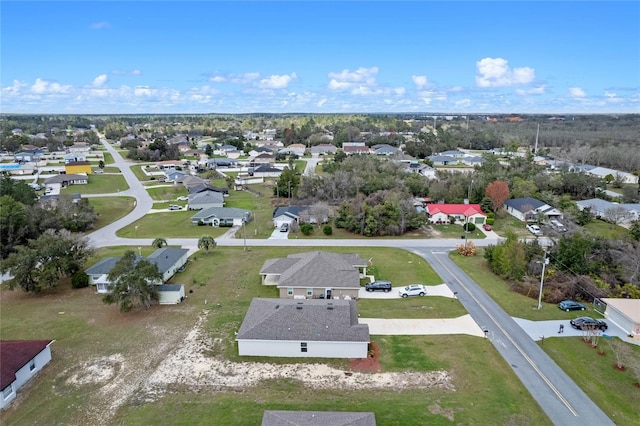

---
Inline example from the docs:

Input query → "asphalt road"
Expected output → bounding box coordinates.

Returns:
[410,248,614,426]
[83,134,614,425]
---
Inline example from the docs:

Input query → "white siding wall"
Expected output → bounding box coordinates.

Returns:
[1,345,52,409]
[237,339,368,359]
[605,307,637,336]
[159,287,185,304]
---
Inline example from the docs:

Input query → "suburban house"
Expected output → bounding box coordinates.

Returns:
[427,155,458,166]
[578,165,639,184]
[259,251,368,300]
[44,173,88,190]
[249,164,283,178]
[576,199,640,223]
[310,144,337,156]
[165,170,187,182]
[426,204,487,225]
[249,153,276,167]
[248,146,277,157]
[342,142,371,155]
[206,158,238,168]
[188,190,224,210]
[503,197,563,222]
[191,207,251,226]
[188,183,229,196]
[65,161,92,175]
[85,247,189,293]
[1,340,54,409]
[372,144,398,155]
[439,150,466,158]
[236,298,370,358]
[14,150,44,163]
[599,298,640,341]
[68,142,91,154]
[272,205,329,228]
[460,156,485,167]
[279,143,306,157]
[63,153,86,163]
[261,411,376,426]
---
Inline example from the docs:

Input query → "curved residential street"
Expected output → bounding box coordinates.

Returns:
[85,137,615,425]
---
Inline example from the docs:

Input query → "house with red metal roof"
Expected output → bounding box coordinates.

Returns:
[426,204,487,225]
[1,340,54,409]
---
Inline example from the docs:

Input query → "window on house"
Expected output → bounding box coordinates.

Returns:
[306,288,313,296]
[300,342,308,353]
[29,360,36,371]
[287,288,293,296]
[2,385,13,400]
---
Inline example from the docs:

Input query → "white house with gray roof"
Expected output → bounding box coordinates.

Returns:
[503,197,563,222]
[85,248,189,293]
[187,191,224,210]
[259,251,368,300]
[236,298,370,358]
[191,207,251,226]
[577,199,640,223]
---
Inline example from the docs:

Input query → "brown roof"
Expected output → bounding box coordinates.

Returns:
[0,340,53,388]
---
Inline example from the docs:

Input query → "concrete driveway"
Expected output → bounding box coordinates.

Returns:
[268,228,289,239]
[361,314,485,337]
[358,283,457,299]
[513,317,639,345]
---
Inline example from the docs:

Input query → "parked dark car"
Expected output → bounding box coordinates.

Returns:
[570,317,608,331]
[558,300,586,312]
[365,280,392,292]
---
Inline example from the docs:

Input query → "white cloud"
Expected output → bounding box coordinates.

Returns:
[112,69,141,76]
[455,98,472,108]
[412,75,428,89]
[31,78,71,94]
[317,98,327,107]
[327,67,378,91]
[90,22,110,30]
[209,72,261,84]
[258,73,297,89]
[475,57,535,87]
[515,85,546,95]
[93,74,108,87]
[134,86,152,97]
[569,87,586,98]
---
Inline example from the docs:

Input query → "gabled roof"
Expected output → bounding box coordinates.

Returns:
[273,205,309,218]
[1,340,53,388]
[261,410,376,426]
[236,298,369,342]
[260,251,366,289]
[85,256,126,275]
[44,174,88,184]
[158,284,183,292]
[191,207,250,220]
[427,204,485,217]
[503,197,547,213]
[188,183,228,194]
[146,248,189,274]
[189,191,224,205]
[253,164,282,173]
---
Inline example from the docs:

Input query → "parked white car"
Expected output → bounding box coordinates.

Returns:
[526,224,543,236]
[176,196,189,201]
[398,284,428,298]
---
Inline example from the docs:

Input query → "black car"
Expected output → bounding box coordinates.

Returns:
[558,300,586,311]
[365,280,392,292]
[570,317,608,331]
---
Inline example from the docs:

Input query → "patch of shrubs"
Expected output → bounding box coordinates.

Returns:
[71,271,89,289]
[322,225,332,235]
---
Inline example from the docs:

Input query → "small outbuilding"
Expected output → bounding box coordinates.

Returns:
[1,340,54,409]
[158,284,185,304]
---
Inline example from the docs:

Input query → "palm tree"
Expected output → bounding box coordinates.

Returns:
[151,238,168,248]
[198,235,217,254]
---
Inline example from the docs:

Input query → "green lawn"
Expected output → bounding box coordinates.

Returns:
[146,185,187,201]
[130,164,156,182]
[115,212,228,238]
[87,196,136,230]
[541,337,640,425]
[490,211,531,238]
[430,224,486,240]
[102,151,114,165]
[583,220,629,240]
[449,251,597,321]
[61,174,129,194]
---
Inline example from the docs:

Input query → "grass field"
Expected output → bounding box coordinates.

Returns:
[115,211,228,238]
[0,246,550,425]
[541,337,640,425]
[146,185,187,201]
[583,220,629,240]
[60,174,129,195]
[86,196,137,230]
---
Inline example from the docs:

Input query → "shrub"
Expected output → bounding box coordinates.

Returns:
[197,220,205,226]
[300,223,313,235]
[322,225,333,235]
[464,222,476,232]
[486,217,495,225]
[71,271,89,289]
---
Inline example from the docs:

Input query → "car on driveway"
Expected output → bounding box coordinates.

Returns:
[483,224,492,231]
[526,224,543,236]
[570,317,607,331]
[365,280,392,292]
[558,300,586,311]
[280,223,289,232]
[176,196,189,201]
[168,204,182,210]
[398,284,427,298]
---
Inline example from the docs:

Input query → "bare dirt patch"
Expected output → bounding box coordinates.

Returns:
[65,354,124,386]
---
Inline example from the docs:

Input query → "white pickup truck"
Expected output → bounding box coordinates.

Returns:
[526,224,543,236]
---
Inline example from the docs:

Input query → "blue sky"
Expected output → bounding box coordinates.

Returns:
[1,1,639,114]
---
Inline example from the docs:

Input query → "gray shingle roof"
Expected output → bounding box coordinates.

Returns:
[261,410,376,426]
[237,298,369,342]
[158,284,183,292]
[146,248,189,274]
[85,257,123,275]
[191,207,250,220]
[503,197,546,213]
[189,191,224,205]
[259,251,367,289]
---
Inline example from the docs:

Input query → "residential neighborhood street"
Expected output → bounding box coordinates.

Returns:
[81,136,619,425]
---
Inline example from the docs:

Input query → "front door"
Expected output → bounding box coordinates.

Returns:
[326,289,332,299]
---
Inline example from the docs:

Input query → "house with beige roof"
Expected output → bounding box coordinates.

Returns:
[600,298,640,341]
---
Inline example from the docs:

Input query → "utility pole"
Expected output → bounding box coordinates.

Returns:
[537,251,549,310]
